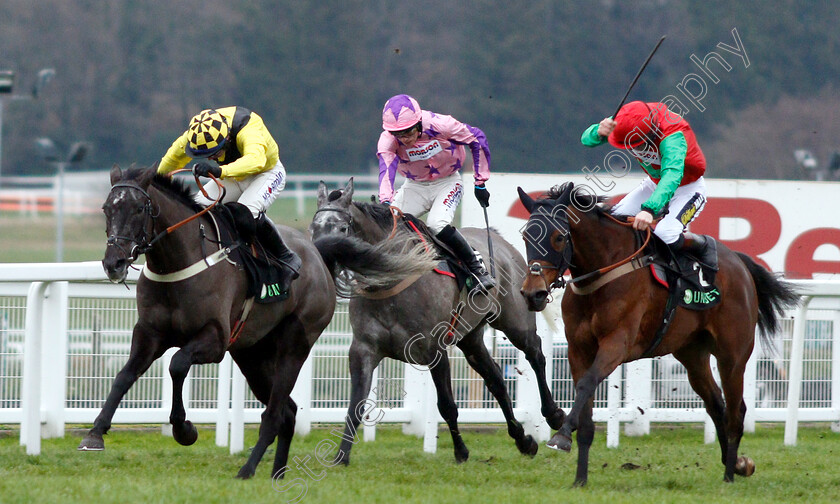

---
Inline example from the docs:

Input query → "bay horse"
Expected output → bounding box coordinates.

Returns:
[77,165,336,480]
[517,182,799,486]
[309,178,565,465]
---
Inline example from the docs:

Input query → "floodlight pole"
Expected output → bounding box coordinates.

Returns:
[36,137,87,262]
[55,160,66,261]
[0,68,56,188]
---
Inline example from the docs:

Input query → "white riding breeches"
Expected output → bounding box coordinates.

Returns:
[392,171,464,234]
[194,160,287,218]
[611,176,707,244]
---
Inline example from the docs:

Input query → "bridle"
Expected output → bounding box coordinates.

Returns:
[312,206,354,235]
[106,171,224,263]
[106,181,160,262]
[527,211,653,295]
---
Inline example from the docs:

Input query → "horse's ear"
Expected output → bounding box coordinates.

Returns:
[110,164,123,185]
[337,177,355,206]
[518,187,535,214]
[317,181,329,208]
[137,165,156,188]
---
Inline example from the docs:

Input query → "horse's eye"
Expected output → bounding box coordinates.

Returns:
[136,205,145,214]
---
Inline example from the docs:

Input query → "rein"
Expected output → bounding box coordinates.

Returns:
[107,170,224,259]
[529,213,655,295]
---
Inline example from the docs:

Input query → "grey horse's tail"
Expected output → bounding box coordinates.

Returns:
[313,233,438,288]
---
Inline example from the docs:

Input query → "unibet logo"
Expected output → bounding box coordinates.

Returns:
[261,283,284,299]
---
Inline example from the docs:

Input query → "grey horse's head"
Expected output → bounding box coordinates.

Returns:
[310,177,355,239]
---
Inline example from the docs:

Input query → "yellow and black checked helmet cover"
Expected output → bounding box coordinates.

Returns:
[185,109,229,157]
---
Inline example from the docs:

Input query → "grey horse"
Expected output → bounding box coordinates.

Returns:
[310,178,565,464]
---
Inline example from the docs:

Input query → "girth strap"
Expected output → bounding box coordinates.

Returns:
[142,246,235,282]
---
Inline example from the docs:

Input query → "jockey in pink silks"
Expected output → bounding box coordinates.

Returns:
[377,94,495,291]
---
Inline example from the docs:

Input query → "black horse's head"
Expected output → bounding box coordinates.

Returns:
[101,164,158,283]
[310,178,355,239]
[517,182,599,311]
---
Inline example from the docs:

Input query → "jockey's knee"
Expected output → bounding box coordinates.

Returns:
[427,219,450,235]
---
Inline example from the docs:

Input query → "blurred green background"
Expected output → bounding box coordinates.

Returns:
[0,196,321,263]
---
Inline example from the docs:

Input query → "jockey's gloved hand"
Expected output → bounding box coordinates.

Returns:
[382,200,391,206]
[193,162,222,178]
[474,184,490,208]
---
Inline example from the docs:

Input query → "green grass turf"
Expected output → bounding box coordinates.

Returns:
[0,423,838,504]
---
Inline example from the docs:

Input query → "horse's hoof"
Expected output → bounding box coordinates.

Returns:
[237,465,255,480]
[572,478,588,488]
[333,451,350,466]
[455,448,470,464]
[77,433,105,451]
[517,435,539,457]
[735,456,755,477]
[546,432,572,452]
[172,420,198,446]
[546,407,567,431]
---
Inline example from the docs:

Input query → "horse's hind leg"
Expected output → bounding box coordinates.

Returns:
[334,339,383,466]
[675,349,728,468]
[428,356,470,463]
[271,398,299,477]
[78,326,166,451]
[234,317,310,479]
[167,329,226,446]
[716,352,754,481]
[458,331,538,457]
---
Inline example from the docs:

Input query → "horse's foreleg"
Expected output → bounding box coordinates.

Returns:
[460,336,538,457]
[505,328,565,430]
[548,338,624,454]
[78,327,166,451]
[428,358,469,463]
[334,341,381,466]
[168,329,225,446]
[573,397,595,487]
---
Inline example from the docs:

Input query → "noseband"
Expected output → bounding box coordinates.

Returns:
[528,261,566,290]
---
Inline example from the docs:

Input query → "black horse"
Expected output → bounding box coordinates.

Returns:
[78,165,336,479]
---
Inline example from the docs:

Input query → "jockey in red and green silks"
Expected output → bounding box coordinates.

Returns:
[582,101,718,274]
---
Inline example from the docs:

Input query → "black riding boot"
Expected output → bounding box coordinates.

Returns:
[436,225,496,292]
[670,232,718,282]
[256,214,301,290]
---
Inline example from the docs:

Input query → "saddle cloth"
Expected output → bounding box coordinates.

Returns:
[215,203,289,304]
[650,244,720,311]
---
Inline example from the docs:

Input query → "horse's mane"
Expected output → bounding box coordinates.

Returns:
[356,201,436,238]
[325,189,435,238]
[540,182,610,216]
[122,165,205,213]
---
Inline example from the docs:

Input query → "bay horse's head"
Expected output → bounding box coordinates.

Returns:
[517,182,599,311]
[310,178,355,239]
[101,164,158,283]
